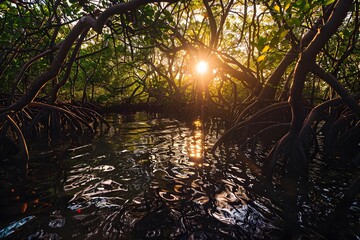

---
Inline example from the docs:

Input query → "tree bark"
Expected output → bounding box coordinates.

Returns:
[289,0,354,134]
[258,7,332,101]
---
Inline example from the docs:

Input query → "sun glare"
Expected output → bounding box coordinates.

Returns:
[196,60,208,74]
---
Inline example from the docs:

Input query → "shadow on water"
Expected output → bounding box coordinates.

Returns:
[0,112,358,239]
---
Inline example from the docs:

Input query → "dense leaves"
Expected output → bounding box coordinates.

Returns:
[0,0,358,111]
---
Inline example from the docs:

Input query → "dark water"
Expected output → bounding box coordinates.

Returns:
[0,113,358,239]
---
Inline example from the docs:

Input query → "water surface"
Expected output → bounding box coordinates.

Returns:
[0,113,358,239]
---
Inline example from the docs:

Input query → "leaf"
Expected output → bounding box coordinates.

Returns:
[287,18,301,27]
[144,35,150,42]
[270,36,280,47]
[257,37,267,49]
[0,4,9,11]
[257,55,266,62]
[261,45,270,53]
[284,3,291,11]
[274,5,281,12]
[294,0,305,8]
[279,30,289,40]
[303,3,311,11]
[343,29,351,37]
[259,60,266,70]
[323,0,335,5]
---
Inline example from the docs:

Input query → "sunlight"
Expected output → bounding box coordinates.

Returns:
[188,119,204,161]
[196,60,208,75]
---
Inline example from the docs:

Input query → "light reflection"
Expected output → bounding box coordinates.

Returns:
[188,120,204,162]
[0,216,35,238]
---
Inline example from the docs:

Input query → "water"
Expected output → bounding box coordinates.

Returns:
[0,113,358,239]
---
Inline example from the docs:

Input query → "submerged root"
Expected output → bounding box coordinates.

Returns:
[215,95,359,180]
[212,101,292,151]
[0,115,29,163]
[213,95,359,230]
[0,98,109,163]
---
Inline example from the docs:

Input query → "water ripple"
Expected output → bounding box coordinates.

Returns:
[0,216,35,238]
[1,113,357,239]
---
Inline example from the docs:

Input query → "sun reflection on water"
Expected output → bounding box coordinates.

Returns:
[0,114,297,239]
[188,119,204,162]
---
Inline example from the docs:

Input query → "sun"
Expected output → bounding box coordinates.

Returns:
[196,60,208,75]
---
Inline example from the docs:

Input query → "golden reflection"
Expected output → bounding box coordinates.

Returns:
[194,119,202,128]
[188,119,204,162]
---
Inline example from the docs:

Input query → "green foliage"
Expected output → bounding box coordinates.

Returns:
[0,0,358,110]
